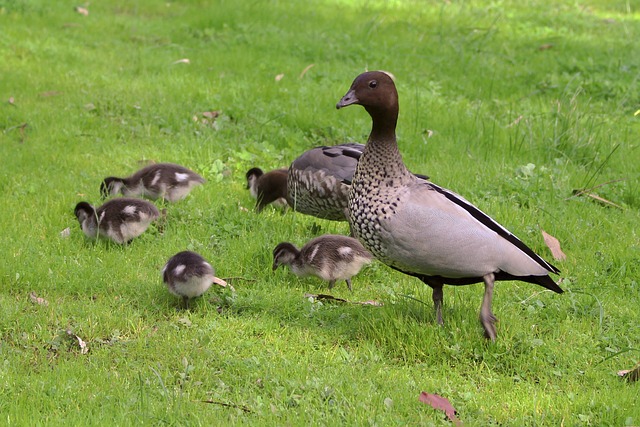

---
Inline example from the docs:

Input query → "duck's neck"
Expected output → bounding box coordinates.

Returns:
[361,106,412,181]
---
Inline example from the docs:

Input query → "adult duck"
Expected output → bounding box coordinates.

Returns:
[336,71,562,340]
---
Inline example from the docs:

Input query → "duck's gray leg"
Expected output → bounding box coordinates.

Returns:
[328,280,336,290]
[421,278,444,325]
[480,273,498,341]
[431,284,444,325]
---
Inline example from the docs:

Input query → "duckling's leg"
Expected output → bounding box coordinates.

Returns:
[182,296,190,310]
[480,273,497,341]
[345,278,353,292]
[328,280,336,290]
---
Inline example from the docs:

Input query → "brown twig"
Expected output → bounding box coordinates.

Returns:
[200,400,252,413]
[223,277,257,283]
[567,178,627,200]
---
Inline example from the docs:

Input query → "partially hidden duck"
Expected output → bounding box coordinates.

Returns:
[245,167,289,211]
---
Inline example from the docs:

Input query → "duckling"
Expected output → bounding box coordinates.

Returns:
[74,198,159,244]
[101,163,205,202]
[162,251,228,308]
[272,234,373,291]
[336,70,563,340]
[245,167,289,211]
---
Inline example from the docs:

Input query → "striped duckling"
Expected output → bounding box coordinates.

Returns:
[272,234,373,291]
[74,198,159,244]
[162,251,228,308]
[101,163,205,202]
[245,167,289,211]
[336,71,563,340]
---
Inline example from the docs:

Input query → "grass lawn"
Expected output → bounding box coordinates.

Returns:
[1,0,639,425]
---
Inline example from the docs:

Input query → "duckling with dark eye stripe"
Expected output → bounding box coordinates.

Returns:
[245,167,289,211]
[101,163,205,202]
[162,251,228,309]
[74,198,160,244]
[272,234,373,291]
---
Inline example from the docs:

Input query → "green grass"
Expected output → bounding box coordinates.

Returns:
[1,0,639,425]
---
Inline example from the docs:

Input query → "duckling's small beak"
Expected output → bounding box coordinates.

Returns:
[336,89,358,109]
[272,262,279,271]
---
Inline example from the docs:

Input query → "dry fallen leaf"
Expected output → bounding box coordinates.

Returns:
[299,64,315,79]
[173,58,190,64]
[202,111,220,119]
[39,91,62,98]
[18,123,28,143]
[419,392,462,426]
[541,230,566,261]
[194,110,221,127]
[60,227,71,238]
[29,292,49,306]
[618,362,640,383]
[275,73,285,82]
[538,43,554,51]
[506,114,523,128]
[65,330,89,354]
[8,97,15,105]
[74,6,89,16]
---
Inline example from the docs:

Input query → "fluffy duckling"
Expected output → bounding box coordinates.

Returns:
[245,167,289,211]
[101,163,205,202]
[74,198,159,244]
[336,71,562,340]
[272,234,373,291]
[162,251,228,308]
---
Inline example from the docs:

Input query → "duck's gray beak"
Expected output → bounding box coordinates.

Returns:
[336,89,358,109]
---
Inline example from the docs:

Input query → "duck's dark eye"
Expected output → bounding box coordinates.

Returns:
[369,80,377,88]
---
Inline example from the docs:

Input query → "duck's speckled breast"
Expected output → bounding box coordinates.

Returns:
[348,141,414,262]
